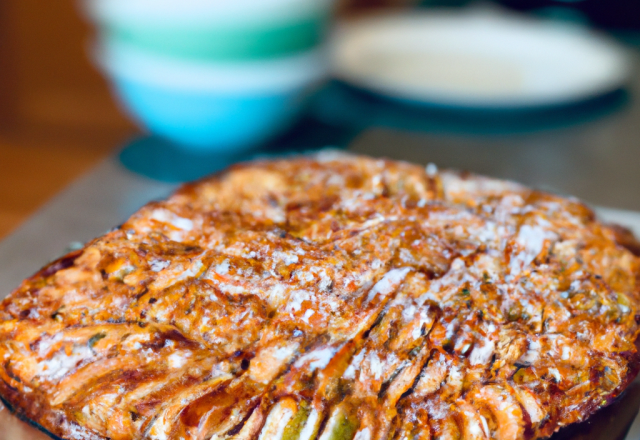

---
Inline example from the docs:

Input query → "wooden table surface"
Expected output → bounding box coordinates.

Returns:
[0,0,136,240]
[0,128,135,240]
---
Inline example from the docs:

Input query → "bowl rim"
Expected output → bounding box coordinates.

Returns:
[94,39,328,93]
[82,0,335,28]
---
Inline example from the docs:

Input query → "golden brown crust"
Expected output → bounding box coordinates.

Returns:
[1,152,639,440]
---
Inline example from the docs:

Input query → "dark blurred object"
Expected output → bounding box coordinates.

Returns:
[497,0,640,31]
[339,0,640,33]
[313,81,629,136]
[338,0,415,11]
[337,0,420,15]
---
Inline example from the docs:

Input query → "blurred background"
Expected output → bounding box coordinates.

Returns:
[0,0,639,240]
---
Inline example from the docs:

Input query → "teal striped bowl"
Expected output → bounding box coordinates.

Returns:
[83,0,335,61]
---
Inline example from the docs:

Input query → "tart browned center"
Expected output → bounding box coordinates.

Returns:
[1,153,639,440]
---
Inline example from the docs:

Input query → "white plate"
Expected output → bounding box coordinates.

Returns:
[332,10,631,108]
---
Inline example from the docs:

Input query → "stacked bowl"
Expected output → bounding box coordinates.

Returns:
[84,0,333,151]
